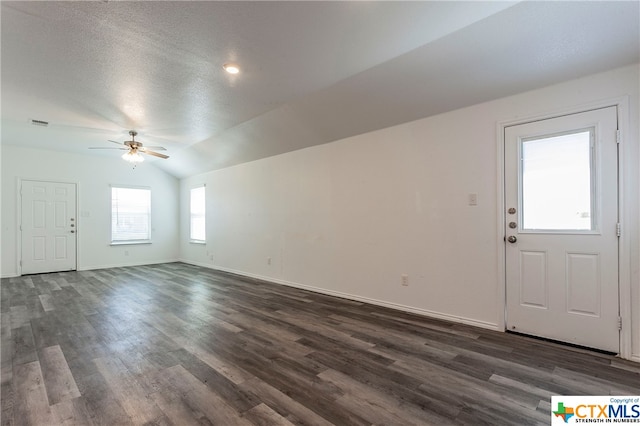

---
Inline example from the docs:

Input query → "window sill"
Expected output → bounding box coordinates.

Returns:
[110,241,152,246]
[190,240,206,245]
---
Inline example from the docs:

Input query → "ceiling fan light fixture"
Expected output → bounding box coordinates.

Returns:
[121,151,145,163]
[223,63,240,74]
[91,130,168,162]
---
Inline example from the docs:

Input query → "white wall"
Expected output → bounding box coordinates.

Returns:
[1,146,180,276]
[180,64,640,360]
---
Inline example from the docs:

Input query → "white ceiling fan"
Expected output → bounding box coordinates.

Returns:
[90,130,169,163]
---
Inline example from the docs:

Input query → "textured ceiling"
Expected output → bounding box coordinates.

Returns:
[2,1,639,179]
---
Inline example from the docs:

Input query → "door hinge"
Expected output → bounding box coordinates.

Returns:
[19,260,22,267]
[617,316,622,330]
[616,130,621,144]
[616,223,621,237]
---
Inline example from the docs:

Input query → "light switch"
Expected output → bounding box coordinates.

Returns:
[468,193,478,206]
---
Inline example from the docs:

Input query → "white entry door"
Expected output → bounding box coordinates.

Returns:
[504,107,619,353]
[21,180,77,274]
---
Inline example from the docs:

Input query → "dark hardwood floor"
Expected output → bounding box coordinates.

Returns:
[1,262,638,425]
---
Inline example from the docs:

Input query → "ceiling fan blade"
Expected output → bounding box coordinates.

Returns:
[89,147,128,150]
[142,146,167,151]
[144,150,169,159]
[108,140,124,146]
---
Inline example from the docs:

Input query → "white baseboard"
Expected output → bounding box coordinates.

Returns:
[178,259,500,332]
[78,258,180,271]
[178,258,214,269]
[1,272,19,278]
[2,259,180,278]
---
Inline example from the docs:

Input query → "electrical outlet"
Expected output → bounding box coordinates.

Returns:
[210,254,214,261]
[468,193,478,206]
[267,257,272,266]
[401,274,409,286]
[124,250,129,256]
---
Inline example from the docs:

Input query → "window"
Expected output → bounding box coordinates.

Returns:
[190,185,205,242]
[520,129,594,231]
[111,186,151,244]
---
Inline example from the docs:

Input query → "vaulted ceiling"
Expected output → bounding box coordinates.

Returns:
[2,1,639,179]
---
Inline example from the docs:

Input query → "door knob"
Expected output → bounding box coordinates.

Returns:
[70,230,75,234]
[507,235,517,243]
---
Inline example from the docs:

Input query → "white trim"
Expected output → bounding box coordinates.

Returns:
[110,241,152,246]
[498,96,630,129]
[78,258,180,271]
[109,183,152,190]
[76,181,82,275]
[179,259,500,332]
[496,96,632,360]
[1,273,20,279]
[16,178,21,276]
[496,121,507,331]
[615,96,632,361]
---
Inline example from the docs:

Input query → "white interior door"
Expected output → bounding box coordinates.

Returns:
[504,107,619,353]
[21,180,77,274]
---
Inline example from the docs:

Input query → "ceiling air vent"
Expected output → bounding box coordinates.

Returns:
[30,119,49,127]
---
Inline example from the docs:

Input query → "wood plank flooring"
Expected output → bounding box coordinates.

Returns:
[1,262,639,425]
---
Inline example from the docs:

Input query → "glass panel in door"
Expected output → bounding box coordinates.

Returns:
[520,129,594,231]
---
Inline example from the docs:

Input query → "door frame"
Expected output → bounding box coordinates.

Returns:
[496,96,632,359]
[16,177,80,276]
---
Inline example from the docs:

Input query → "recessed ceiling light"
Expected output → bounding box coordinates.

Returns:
[223,63,240,74]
